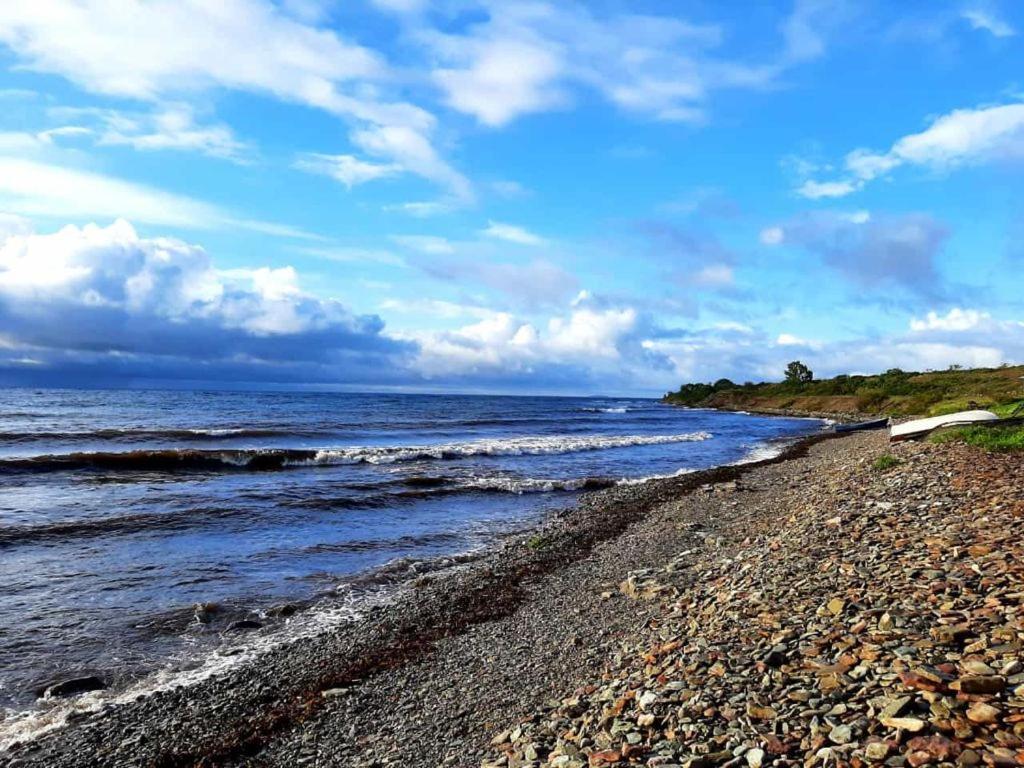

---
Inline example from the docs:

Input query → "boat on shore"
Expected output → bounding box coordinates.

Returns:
[834,417,889,433]
[889,410,998,442]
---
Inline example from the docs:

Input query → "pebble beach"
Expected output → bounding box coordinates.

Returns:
[3,429,1022,768]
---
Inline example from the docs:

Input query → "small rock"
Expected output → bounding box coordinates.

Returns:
[830,724,853,745]
[956,676,1005,695]
[966,702,1000,724]
[879,716,926,732]
[42,676,106,699]
[865,742,890,762]
[226,619,263,632]
[746,748,765,768]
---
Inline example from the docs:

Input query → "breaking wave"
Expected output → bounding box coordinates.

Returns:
[0,432,712,474]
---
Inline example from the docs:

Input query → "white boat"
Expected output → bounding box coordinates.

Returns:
[889,410,999,441]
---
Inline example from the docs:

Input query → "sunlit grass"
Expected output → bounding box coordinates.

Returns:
[930,425,1024,452]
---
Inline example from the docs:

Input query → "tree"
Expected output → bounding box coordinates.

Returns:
[784,360,813,384]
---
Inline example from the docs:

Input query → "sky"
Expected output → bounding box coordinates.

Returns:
[0,0,1022,396]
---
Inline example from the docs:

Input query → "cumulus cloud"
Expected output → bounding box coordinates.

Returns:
[646,309,1024,388]
[910,307,991,332]
[0,220,412,385]
[402,293,674,390]
[796,101,1024,197]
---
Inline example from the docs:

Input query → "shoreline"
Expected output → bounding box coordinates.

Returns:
[1,429,833,766]
[662,401,875,423]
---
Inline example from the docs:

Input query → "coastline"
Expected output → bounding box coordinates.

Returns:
[14,424,1021,768]
[662,401,874,424]
[1,429,831,766]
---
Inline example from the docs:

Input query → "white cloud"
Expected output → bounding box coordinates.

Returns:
[297,245,406,266]
[0,220,400,344]
[351,125,474,202]
[910,307,990,332]
[391,235,455,255]
[418,1,837,128]
[759,226,784,245]
[0,157,221,229]
[13,105,248,162]
[0,1,470,199]
[796,101,1024,196]
[433,37,567,127]
[776,332,820,348]
[369,0,427,14]
[962,8,1016,37]
[481,220,545,246]
[796,179,860,199]
[404,298,652,383]
[692,264,734,288]
[490,180,530,198]
[0,157,315,238]
[0,1,382,103]
[92,105,248,161]
[294,153,401,188]
[382,201,457,218]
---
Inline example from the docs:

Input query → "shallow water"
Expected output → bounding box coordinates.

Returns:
[0,389,822,710]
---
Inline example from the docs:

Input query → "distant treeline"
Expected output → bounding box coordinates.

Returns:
[663,362,1024,417]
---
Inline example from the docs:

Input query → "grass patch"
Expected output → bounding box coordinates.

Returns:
[872,454,902,471]
[992,400,1024,418]
[930,425,1024,452]
[526,533,554,551]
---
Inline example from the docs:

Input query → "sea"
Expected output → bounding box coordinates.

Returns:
[0,388,824,719]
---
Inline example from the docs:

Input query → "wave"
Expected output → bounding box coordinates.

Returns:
[0,427,302,444]
[578,406,629,413]
[463,475,617,493]
[0,432,712,474]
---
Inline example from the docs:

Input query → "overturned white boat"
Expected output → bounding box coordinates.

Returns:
[889,410,999,442]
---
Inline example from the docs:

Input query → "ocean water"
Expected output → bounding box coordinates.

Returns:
[0,389,822,711]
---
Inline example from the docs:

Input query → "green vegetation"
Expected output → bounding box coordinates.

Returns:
[663,362,1024,417]
[526,533,554,551]
[784,360,814,383]
[872,454,901,471]
[930,424,1024,452]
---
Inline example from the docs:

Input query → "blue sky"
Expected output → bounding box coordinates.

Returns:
[0,0,1022,395]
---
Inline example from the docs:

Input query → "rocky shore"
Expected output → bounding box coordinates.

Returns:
[4,430,1020,768]
[483,434,1024,768]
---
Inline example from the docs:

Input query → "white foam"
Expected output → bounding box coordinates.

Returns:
[463,476,595,494]
[0,586,396,752]
[616,467,696,485]
[303,431,712,466]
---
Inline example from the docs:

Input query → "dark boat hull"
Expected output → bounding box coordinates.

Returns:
[834,418,889,433]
